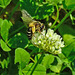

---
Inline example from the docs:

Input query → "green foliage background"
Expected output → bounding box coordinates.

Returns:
[0,0,75,75]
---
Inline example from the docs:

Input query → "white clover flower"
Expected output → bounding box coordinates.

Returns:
[31,28,65,54]
[46,29,54,37]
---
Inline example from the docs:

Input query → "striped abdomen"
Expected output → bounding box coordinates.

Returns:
[27,27,32,40]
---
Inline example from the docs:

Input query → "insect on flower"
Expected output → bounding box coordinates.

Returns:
[21,9,45,40]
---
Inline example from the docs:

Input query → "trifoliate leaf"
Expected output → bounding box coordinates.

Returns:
[15,48,30,69]
[1,39,11,52]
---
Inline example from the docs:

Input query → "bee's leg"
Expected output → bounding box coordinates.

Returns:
[32,26,35,33]
[32,33,36,38]
[40,24,44,31]
[39,29,41,33]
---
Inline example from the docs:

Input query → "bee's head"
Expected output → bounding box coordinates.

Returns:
[35,21,45,32]
[34,21,41,27]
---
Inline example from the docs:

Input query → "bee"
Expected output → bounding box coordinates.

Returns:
[21,9,45,39]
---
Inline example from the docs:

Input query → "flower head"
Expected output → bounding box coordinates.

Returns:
[31,29,65,54]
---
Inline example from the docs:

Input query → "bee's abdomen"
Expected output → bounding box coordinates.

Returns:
[27,27,32,40]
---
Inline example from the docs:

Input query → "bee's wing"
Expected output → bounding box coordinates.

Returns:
[21,9,33,27]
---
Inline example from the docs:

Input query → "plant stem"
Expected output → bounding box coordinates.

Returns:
[30,52,44,75]
[8,52,12,74]
[8,1,20,20]
[50,4,59,29]
[0,8,5,16]
[54,8,75,31]
[9,25,25,36]
[30,57,35,62]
